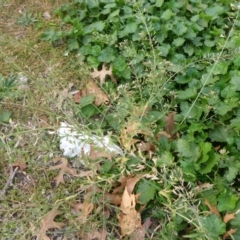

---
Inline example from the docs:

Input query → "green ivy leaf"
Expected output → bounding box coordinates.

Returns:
[202,214,226,237]
[136,179,158,205]
[86,0,99,8]
[204,40,215,47]
[98,47,116,63]
[173,37,185,47]
[200,150,219,174]
[81,104,96,118]
[156,151,174,167]
[84,21,105,34]
[91,45,101,56]
[161,9,174,20]
[209,125,228,142]
[225,166,239,182]
[212,62,228,75]
[230,118,240,129]
[177,88,197,100]
[205,6,224,20]
[87,55,99,68]
[67,39,79,51]
[217,191,238,212]
[230,76,240,90]
[79,94,95,108]
[155,0,164,7]
[177,139,200,160]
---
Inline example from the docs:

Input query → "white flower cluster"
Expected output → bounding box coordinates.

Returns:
[58,122,123,158]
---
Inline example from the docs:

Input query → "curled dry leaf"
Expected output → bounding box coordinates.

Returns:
[222,228,237,240]
[204,199,221,218]
[118,186,141,236]
[91,63,117,85]
[35,209,65,240]
[223,212,236,223]
[48,157,77,187]
[165,112,176,135]
[156,131,171,140]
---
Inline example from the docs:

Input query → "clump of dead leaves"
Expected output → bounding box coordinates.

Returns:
[34,165,152,239]
[55,63,116,110]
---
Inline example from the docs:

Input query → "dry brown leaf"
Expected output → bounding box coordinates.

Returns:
[113,175,142,194]
[80,227,107,240]
[137,142,156,152]
[165,112,176,135]
[118,187,141,236]
[130,218,152,240]
[223,228,237,240]
[120,121,152,151]
[48,157,77,187]
[73,90,81,103]
[156,131,171,140]
[204,199,221,218]
[72,201,94,223]
[120,128,140,151]
[223,212,236,223]
[35,209,65,240]
[126,175,143,195]
[121,186,137,215]
[74,79,110,106]
[39,115,50,128]
[103,193,122,205]
[91,63,117,85]
[13,159,27,172]
[87,147,114,160]
[95,206,110,219]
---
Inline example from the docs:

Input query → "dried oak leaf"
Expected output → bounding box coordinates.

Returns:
[120,121,150,151]
[72,201,94,223]
[223,212,236,223]
[223,228,237,240]
[204,199,221,218]
[91,63,117,85]
[35,209,65,240]
[48,157,77,187]
[118,186,141,236]
[113,175,142,194]
[74,79,109,106]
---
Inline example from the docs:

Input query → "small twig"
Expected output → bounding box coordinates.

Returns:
[0,165,18,198]
[150,224,161,239]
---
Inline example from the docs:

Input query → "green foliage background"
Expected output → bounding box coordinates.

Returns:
[42,0,240,238]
